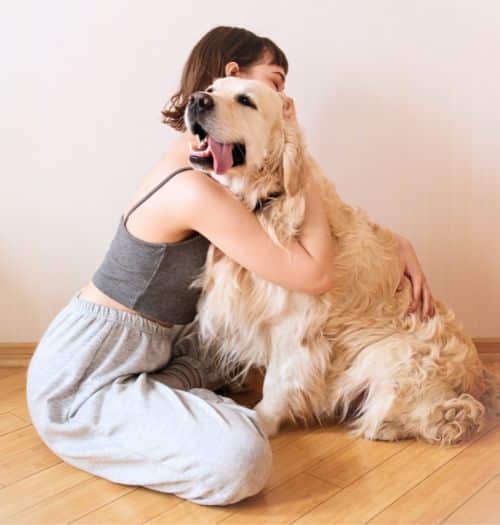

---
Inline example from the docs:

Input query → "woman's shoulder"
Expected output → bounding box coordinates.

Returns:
[152,157,217,202]
[120,144,220,244]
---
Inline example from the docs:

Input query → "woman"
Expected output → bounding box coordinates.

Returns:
[26,26,435,506]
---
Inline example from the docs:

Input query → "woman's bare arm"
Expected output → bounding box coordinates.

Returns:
[175,171,336,295]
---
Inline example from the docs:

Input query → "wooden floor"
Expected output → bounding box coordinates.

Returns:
[0,362,499,525]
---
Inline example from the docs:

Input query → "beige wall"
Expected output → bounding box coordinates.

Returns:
[2,1,499,341]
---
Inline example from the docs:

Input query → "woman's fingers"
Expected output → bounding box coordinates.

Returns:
[422,282,435,319]
[401,273,436,320]
[410,278,435,320]
[394,235,436,320]
[421,283,430,320]
[409,276,422,312]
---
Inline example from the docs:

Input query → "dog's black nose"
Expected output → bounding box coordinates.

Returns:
[188,92,214,112]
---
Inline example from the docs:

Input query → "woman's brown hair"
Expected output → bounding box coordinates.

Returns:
[162,26,288,132]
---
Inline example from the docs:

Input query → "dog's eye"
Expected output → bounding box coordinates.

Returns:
[206,86,214,93]
[236,94,257,110]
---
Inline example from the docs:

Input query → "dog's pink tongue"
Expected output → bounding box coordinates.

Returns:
[208,137,233,175]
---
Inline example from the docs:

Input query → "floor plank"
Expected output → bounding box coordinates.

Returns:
[443,473,500,524]
[220,473,340,525]
[269,423,314,453]
[368,424,500,524]
[293,420,498,525]
[0,425,43,457]
[0,413,29,436]
[5,477,133,524]
[0,462,92,520]
[144,499,230,525]
[306,435,411,488]
[0,388,30,420]
[0,370,27,397]
[145,473,340,525]
[266,425,356,490]
[71,487,180,524]
[0,441,61,485]
[0,368,26,380]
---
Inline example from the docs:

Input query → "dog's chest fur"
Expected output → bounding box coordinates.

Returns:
[194,174,408,375]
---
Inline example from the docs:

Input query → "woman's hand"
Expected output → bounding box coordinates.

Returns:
[395,233,436,320]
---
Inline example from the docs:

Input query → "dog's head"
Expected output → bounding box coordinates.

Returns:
[184,77,305,198]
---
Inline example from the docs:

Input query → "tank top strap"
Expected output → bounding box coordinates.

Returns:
[123,166,208,226]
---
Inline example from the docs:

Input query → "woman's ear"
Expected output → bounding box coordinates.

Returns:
[224,61,240,77]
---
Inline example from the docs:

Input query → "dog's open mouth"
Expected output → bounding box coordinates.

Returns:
[189,122,246,175]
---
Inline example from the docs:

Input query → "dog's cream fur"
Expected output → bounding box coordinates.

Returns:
[187,77,498,445]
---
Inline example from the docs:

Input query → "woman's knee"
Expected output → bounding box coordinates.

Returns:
[182,415,273,506]
[212,426,272,505]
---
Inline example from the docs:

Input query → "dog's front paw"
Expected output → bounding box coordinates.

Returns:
[255,402,280,438]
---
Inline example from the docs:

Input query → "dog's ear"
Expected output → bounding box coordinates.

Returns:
[275,93,306,197]
[260,96,307,197]
[281,116,306,197]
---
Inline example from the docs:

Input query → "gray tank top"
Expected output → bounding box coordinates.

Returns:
[91,167,211,325]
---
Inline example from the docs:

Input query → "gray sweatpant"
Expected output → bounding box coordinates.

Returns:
[26,291,272,506]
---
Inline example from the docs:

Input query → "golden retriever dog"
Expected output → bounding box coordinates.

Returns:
[184,76,498,445]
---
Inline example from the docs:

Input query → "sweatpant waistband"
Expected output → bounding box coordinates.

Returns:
[68,290,178,337]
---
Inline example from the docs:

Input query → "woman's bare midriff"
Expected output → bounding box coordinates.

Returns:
[78,281,175,328]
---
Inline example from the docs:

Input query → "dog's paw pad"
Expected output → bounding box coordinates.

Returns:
[426,395,486,445]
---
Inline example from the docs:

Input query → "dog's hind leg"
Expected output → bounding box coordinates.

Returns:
[397,381,486,445]
[387,346,493,445]
[348,367,486,445]
[343,375,484,444]
[417,361,500,445]
[360,363,488,444]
